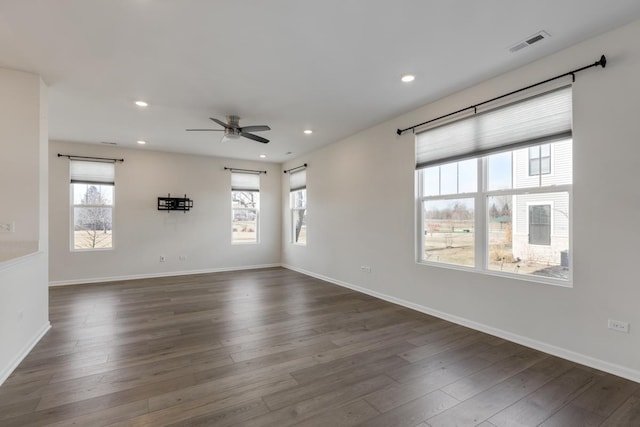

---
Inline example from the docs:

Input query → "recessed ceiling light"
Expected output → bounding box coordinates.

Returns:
[135,101,148,107]
[401,74,415,83]
[259,154,266,158]
[303,129,313,135]
[137,140,147,145]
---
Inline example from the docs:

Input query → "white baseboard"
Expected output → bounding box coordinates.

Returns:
[282,264,640,383]
[0,321,51,386]
[49,263,282,287]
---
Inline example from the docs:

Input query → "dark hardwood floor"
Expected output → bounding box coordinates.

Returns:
[1,267,638,426]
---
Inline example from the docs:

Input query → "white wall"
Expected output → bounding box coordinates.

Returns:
[0,68,49,384]
[49,141,281,284]
[282,20,640,381]
[0,69,41,249]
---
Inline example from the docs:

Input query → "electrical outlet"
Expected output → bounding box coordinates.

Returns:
[608,319,629,333]
[360,265,371,273]
[160,255,166,263]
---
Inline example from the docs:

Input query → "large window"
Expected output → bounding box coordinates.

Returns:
[289,168,307,245]
[416,86,572,284]
[70,160,114,250]
[231,171,260,244]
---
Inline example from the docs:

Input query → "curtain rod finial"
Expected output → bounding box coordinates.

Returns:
[396,129,403,136]
[599,54,607,68]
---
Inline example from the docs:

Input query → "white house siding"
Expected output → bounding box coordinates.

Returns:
[513,192,569,264]
[512,139,572,264]
[513,139,573,189]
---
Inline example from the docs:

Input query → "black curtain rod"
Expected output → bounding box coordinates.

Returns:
[223,167,266,174]
[58,154,124,162]
[283,163,308,174]
[396,54,607,136]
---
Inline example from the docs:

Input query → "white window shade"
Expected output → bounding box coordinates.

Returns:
[289,169,306,191]
[416,86,572,169]
[70,160,115,185]
[231,172,260,191]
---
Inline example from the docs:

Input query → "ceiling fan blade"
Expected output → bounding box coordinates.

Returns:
[240,132,269,144]
[239,125,271,133]
[209,117,230,129]
[186,128,224,131]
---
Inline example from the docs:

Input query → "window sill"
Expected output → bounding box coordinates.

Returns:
[71,247,114,253]
[417,259,572,288]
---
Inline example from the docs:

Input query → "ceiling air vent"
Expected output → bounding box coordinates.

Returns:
[509,31,550,53]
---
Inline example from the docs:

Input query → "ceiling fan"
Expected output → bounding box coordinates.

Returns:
[186,115,271,144]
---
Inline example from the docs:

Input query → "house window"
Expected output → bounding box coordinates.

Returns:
[421,159,477,266]
[231,171,260,244]
[416,85,572,284]
[70,160,114,250]
[529,144,551,175]
[289,168,307,245]
[529,204,551,245]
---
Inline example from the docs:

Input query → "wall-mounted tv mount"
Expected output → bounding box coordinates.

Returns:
[157,194,193,212]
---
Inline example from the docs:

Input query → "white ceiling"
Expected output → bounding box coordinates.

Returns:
[2,1,640,163]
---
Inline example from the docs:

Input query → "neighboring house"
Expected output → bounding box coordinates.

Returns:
[511,139,572,266]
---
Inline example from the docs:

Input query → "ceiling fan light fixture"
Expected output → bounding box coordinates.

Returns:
[188,115,270,144]
[224,130,241,140]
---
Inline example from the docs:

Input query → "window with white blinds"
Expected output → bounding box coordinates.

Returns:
[70,160,115,185]
[416,86,572,169]
[289,169,307,245]
[415,86,573,286]
[70,160,115,250]
[289,169,306,191]
[231,172,260,244]
[231,172,260,192]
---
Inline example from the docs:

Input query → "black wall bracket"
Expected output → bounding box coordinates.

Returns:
[157,194,193,212]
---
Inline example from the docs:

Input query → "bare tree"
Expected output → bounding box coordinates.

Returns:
[75,185,112,248]
[294,209,306,242]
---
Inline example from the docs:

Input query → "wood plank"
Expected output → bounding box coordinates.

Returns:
[164,397,270,427]
[440,348,549,401]
[489,366,597,426]
[361,390,459,427]
[426,356,575,427]
[0,268,636,427]
[244,375,394,427]
[292,399,379,427]
[263,360,402,411]
[43,400,149,427]
[365,355,494,413]
[599,395,640,427]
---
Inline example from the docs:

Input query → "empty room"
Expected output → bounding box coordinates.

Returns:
[1,1,640,426]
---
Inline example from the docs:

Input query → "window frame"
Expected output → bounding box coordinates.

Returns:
[290,188,307,245]
[70,182,115,252]
[417,143,573,287]
[69,159,116,252]
[230,172,261,245]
